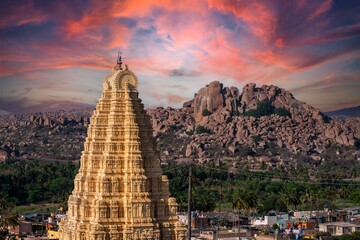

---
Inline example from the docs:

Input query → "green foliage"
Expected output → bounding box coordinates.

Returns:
[48,177,74,201]
[243,109,260,117]
[316,231,331,238]
[256,100,275,115]
[0,194,19,237]
[272,223,280,230]
[233,197,249,212]
[244,101,274,117]
[334,231,360,240]
[219,218,231,227]
[162,161,360,214]
[233,188,258,208]
[2,157,359,218]
[355,139,360,150]
[193,189,218,212]
[258,193,288,213]
[274,107,291,117]
[185,130,194,136]
[169,125,181,131]
[14,204,58,215]
[252,135,262,143]
[26,185,44,203]
[244,101,291,118]
[0,160,78,205]
[202,108,212,116]
[260,161,267,170]
[349,188,360,204]
[195,126,210,134]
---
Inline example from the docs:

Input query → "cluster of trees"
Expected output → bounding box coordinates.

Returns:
[162,162,360,213]
[1,159,359,218]
[244,100,291,118]
[0,160,78,205]
[201,102,292,118]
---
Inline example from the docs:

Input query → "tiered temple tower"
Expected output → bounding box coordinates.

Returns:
[59,56,186,240]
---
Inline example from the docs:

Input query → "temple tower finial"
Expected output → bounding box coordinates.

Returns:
[117,51,123,70]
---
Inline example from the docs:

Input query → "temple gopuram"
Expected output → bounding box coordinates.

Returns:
[59,55,187,240]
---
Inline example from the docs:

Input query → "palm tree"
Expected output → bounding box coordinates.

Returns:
[0,195,19,238]
[233,197,249,240]
[280,188,300,211]
[299,192,307,208]
[194,189,217,212]
[279,191,291,211]
[301,188,319,216]
[337,187,350,199]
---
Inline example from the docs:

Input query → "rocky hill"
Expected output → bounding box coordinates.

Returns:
[150,82,359,166]
[0,82,359,172]
[0,109,92,162]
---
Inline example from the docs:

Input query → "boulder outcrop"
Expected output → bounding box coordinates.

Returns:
[149,82,358,163]
[0,83,358,168]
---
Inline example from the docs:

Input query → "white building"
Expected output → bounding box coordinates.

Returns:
[251,213,289,229]
[319,222,360,236]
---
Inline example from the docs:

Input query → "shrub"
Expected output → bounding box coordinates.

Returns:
[257,100,274,116]
[243,101,292,119]
[355,139,360,150]
[185,130,194,136]
[202,108,212,116]
[243,109,261,118]
[239,146,254,157]
[243,100,274,117]
[195,126,210,134]
[272,223,280,230]
[169,125,180,130]
[274,107,291,117]
[252,135,261,143]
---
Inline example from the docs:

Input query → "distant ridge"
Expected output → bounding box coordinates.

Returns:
[325,106,360,118]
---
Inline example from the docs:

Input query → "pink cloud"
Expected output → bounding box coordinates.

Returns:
[308,0,333,20]
[1,0,359,113]
[209,0,277,45]
[0,2,48,28]
[0,0,343,78]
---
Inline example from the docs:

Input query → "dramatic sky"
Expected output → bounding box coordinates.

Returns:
[0,0,359,114]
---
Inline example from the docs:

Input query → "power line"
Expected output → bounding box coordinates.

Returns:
[187,163,192,240]
[162,164,187,173]
[161,164,360,186]
[162,162,359,182]
[202,166,360,186]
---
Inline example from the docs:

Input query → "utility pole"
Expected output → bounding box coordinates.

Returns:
[187,163,192,240]
[238,210,241,240]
